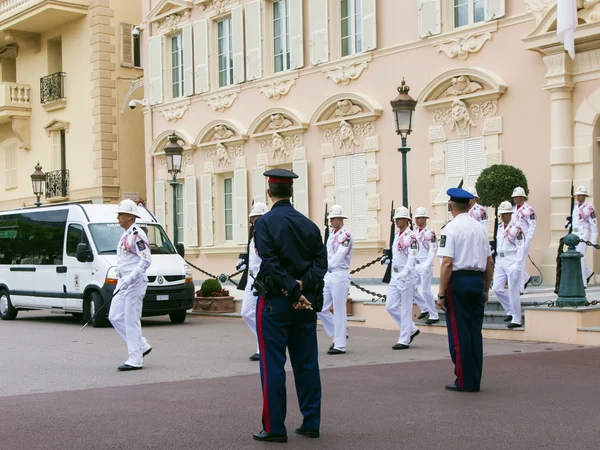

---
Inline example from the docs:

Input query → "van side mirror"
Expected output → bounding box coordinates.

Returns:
[76,243,94,263]
[177,243,185,259]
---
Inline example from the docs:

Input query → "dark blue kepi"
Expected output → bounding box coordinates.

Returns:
[447,187,475,203]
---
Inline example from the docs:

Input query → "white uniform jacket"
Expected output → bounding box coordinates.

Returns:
[391,229,419,280]
[572,202,598,244]
[248,237,262,279]
[469,203,488,229]
[327,226,354,272]
[512,202,536,244]
[117,224,152,283]
[496,222,524,262]
[414,226,436,268]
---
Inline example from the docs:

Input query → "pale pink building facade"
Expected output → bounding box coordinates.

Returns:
[139,0,600,285]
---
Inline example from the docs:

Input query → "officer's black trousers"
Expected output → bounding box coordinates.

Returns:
[256,293,321,436]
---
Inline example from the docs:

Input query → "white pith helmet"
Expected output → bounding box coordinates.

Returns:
[511,187,527,198]
[249,202,268,217]
[413,207,429,218]
[328,204,348,219]
[117,199,141,218]
[498,201,514,215]
[465,187,479,198]
[575,185,589,197]
[393,206,411,220]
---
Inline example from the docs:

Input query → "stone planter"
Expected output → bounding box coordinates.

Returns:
[192,296,234,313]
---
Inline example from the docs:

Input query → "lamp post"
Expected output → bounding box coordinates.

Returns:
[30,162,45,207]
[164,132,184,245]
[390,79,417,208]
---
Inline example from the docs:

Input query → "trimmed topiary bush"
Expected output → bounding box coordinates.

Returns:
[199,278,222,297]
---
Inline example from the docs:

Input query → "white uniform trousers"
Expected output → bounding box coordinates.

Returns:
[520,241,532,293]
[413,263,439,320]
[318,271,350,350]
[493,256,522,324]
[109,277,151,367]
[386,274,418,345]
[241,282,260,354]
[576,240,594,287]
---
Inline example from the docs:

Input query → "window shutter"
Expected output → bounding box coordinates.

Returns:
[485,0,505,21]
[418,0,441,38]
[334,156,351,226]
[200,174,214,246]
[351,154,367,239]
[182,24,194,97]
[184,173,198,247]
[51,131,60,171]
[464,137,486,188]
[361,0,377,52]
[232,5,245,85]
[193,20,209,94]
[5,143,17,188]
[289,0,304,69]
[245,1,262,81]
[120,23,134,67]
[252,166,266,204]
[292,159,309,217]
[154,181,166,226]
[434,140,465,204]
[233,169,249,244]
[309,0,328,65]
[148,35,163,105]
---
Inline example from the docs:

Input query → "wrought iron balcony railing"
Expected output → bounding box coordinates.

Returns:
[45,169,69,199]
[40,72,65,105]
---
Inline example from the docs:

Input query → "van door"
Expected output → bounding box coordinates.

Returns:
[63,224,94,312]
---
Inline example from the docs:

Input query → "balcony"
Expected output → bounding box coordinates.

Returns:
[0,0,88,33]
[45,169,69,199]
[40,72,65,111]
[0,81,31,122]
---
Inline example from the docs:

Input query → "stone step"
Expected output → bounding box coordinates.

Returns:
[577,327,600,332]
[418,320,525,332]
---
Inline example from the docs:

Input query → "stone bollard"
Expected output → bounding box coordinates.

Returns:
[556,234,587,307]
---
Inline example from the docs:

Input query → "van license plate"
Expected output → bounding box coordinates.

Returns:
[156,295,169,301]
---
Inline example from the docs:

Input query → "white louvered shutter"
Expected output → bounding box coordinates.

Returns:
[154,181,166,226]
[309,0,328,65]
[464,137,486,188]
[5,143,17,188]
[435,140,465,203]
[193,20,209,94]
[200,174,214,246]
[289,0,304,69]
[184,173,198,247]
[418,0,441,38]
[292,160,309,217]
[485,0,505,21]
[120,23,134,67]
[334,156,351,228]
[232,5,245,84]
[148,35,163,105]
[361,0,377,52]
[182,24,194,96]
[252,166,266,204]
[351,154,368,239]
[233,169,249,244]
[245,1,262,81]
[51,131,60,170]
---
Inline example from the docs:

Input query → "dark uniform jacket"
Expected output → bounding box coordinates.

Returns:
[254,199,327,303]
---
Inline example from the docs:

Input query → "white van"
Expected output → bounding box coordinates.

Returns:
[0,203,194,327]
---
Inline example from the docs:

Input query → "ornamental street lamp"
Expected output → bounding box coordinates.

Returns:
[390,78,417,208]
[30,162,45,207]
[164,132,184,245]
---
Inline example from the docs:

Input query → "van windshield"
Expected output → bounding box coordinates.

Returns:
[89,223,177,255]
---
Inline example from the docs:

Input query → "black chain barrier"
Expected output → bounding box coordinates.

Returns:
[349,255,387,302]
[185,259,243,287]
[553,237,565,295]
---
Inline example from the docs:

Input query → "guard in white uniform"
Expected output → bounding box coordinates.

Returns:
[466,187,488,230]
[237,202,268,361]
[109,199,152,371]
[511,187,536,294]
[568,185,598,287]
[492,201,525,328]
[412,207,439,325]
[382,206,420,350]
[318,205,354,355]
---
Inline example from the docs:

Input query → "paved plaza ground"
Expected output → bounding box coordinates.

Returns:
[0,312,598,449]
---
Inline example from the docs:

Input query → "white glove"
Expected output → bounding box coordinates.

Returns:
[236,259,247,271]
[119,276,131,290]
[381,257,391,265]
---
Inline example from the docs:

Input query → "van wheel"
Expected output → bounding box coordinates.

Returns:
[169,311,186,324]
[0,289,18,320]
[83,292,109,328]
[71,313,83,322]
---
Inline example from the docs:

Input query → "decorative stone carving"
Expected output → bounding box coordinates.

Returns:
[205,92,238,112]
[334,99,363,117]
[470,101,498,119]
[204,161,214,174]
[430,157,445,175]
[157,11,191,32]
[544,54,565,76]
[339,120,359,153]
[182,151,193,167]
[206,142,243,170]
[270,133,289,164]
[367,195,380,211]
[159,104,189,122]
[259,133,303,164]
[436,32,492,60]
[324,61,368,85]
[284,133,303,150]
[525,0,556,25]
[322,171,334,186]
[268,113,293,130]
[215,143,230,169]
[321,142,334,158]
[432,108,453,126]
[235,156,246,169]
[367,225,380,240]
[580,1,600,24]
[256,153,268,166]
[324,121,375,150]
[483,116,503,135]
[428,125,446,143]
[363,135,379,152]
[4,30,41,53]
[12,117,31,151]
[451,99,475,138]
[366,165,380,181]
[158,156,167,169]
[258,78,296,100]
[293,147,305,161]
[213,124,234,140]
[486,150,503,167]
[444,76,483,97]
[211,0,232,14]
[353,122,376,137]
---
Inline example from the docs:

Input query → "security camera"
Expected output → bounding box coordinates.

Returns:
[132,26,141,38]
[128,100,137,110]
[128,99,148,110]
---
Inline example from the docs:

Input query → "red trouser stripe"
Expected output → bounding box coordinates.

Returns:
[257,295,270,433]
[446,285,464,389]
